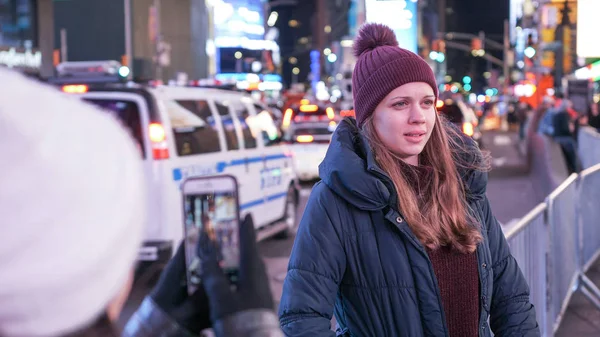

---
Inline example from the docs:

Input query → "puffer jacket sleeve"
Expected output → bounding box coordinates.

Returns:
[278,182,346,337]
[481,196,541,336]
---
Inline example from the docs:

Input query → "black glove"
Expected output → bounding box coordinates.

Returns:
[149,242,212,334]
[197,214,274,323]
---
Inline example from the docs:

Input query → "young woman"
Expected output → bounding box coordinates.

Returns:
[278,23,539,337]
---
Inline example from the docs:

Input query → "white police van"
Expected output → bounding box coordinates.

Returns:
[51,61,300,265]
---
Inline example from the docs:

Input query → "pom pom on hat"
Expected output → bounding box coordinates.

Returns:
[353,23,399,58]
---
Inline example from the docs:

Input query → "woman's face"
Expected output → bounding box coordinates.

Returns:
[372,82,436,166]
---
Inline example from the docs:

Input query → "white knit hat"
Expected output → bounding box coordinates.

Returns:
[0,68,146,336]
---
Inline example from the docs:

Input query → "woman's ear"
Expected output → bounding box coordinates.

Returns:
[107,269,135,321]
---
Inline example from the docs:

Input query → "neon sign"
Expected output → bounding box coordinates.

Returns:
[0,47,42,69]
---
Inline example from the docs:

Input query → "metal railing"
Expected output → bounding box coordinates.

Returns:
[504,203,549,336]
[578,127,600,170]
[504,163,600,337]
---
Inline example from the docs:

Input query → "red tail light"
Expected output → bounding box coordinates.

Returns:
[149,123,169,159]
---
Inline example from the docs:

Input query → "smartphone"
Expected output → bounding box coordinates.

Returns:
[181,175,240,294]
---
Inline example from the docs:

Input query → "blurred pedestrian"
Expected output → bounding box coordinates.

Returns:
[279,23,539,337]
[0,68,146,337]
[587,101,600,132]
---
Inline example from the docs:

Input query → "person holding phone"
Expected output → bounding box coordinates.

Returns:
[0,67,146,337]
[0,68,283,337]
[278,23,539,336]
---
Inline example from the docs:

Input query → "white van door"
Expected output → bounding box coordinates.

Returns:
[79,92,166,244]
[161,98,229,248]
[211,97,268,227]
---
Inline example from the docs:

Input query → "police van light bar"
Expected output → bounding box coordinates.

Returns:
[56,60,128,79]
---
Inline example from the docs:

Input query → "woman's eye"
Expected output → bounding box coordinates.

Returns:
[393,101,408,107]
[423,100,434,106]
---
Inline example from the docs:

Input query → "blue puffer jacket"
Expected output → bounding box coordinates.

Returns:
[278,118,539,337]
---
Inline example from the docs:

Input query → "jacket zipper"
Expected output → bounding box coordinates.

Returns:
[369,166,451,336]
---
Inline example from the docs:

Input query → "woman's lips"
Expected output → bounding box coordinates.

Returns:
[403,132,426,143]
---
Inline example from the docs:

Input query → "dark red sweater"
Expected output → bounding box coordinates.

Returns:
[402,163,480,337]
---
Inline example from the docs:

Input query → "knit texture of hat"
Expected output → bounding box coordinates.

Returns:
[0,68,146,337]
[352,23,438,127]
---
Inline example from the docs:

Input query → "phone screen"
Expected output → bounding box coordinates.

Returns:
[183,178,240,294]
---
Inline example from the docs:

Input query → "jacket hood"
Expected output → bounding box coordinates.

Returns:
[318,118,487,211]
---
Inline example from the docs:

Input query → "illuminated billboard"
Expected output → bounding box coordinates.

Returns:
[577,0,600,57]
[211,0,274,50]
[364,0,418,53]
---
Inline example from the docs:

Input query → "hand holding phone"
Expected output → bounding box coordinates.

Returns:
[147,242,212,334]
[198,214,276,327]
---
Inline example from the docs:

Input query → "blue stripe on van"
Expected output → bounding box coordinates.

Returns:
[240,191,288,211]
[172,153,289,182]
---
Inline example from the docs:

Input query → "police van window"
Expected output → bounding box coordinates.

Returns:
[253,104,280,146]
[83,99,145,158]
[167,100,221,155]
[214,101,240,151]
[230,100,257,149]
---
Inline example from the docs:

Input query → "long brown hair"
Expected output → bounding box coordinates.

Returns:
[362,114,488,254]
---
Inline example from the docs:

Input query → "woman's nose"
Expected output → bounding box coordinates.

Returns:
[408,107,426,124]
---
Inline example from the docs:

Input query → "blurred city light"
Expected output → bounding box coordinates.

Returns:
[464,84,472,91]
[469,93,477,104]
[463,76,472,84]
[267,11,278,27]
[444,75,452,82]
[234,51,242,59]
[292,67,300,75]
[323,48,332,56]
[450,85,459,93]
[485,88,494,96]
[327,53,337,63]
[477,94,486,103]
[436,52,445,63]
[524,46,536,58]
[340,39,353,47]
[118,66,130,78]
[429,51,439,60]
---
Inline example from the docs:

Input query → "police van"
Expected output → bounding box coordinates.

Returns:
[50,61,300,265]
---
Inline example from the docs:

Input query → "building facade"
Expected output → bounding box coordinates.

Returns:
[52,0,210,82]
[1,0,55,78]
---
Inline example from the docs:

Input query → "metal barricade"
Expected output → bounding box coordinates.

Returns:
[504,203,549,337]
[579,165,600,271]
[578,127,600,170]
[546,174,578,332]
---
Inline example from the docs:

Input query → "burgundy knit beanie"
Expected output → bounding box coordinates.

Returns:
[352,23,438,128]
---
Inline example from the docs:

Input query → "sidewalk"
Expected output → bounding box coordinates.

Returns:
[555,260,600,336]
[484,130,600,335]
[482,130,539,225]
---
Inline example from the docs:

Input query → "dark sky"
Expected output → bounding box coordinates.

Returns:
[445,0,510,91]
[452,0,509,36]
